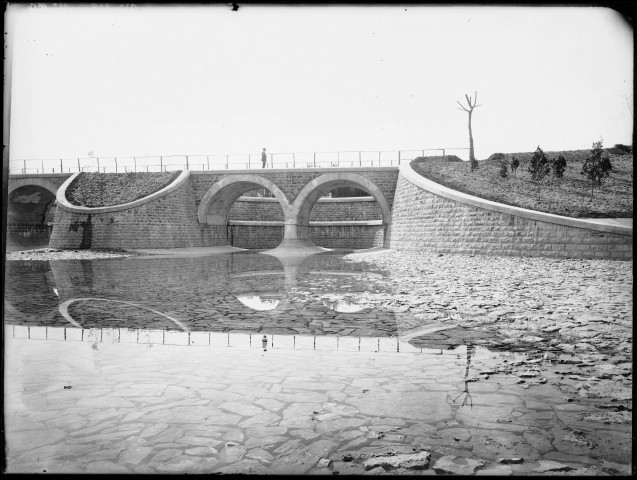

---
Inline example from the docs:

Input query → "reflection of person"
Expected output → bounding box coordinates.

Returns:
[262,335,268,351]
[261,148,267,168]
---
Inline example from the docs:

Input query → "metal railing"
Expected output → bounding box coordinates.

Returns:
[9,148,469,175]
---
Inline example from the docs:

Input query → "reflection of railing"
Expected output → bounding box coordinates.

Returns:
[7,324,467,355]
[58,297,190,332]
[9,148,470,174]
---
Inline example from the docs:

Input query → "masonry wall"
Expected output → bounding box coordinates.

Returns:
[226,225,284,249]
[310,225,384,249]
[7,225,52,239]
[189,169,399,209]
[388,172,633,260]
[50,179,204,249]
[227,197,382,222]
[225,196,384,249]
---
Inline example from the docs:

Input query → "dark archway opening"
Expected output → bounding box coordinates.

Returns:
[225,187,286,249]
[7,186,56,251]
[307,185,383,249]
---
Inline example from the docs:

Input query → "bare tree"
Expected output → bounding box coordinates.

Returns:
[457,92,482,171]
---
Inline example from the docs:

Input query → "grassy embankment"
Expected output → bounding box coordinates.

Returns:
[411,150,633,218]
[65,171,180,207]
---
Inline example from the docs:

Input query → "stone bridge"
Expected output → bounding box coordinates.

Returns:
[8,165,631,259]
[7,168,400,250]
[189,168,398,249]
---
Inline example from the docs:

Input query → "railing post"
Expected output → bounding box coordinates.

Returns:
[313,152,316,167]
[115,157,118,173]
[96,157,100,172]
[41,159,44,173]
[398,150,401,165]
[293,153,296,168]
[134,157,137,172]
[337,151,340,167]
[378,151,381,166]
[23,159,26,173]
[442,149,445,158]
[248,154,251,169]
[207,155,210,170]
[186,155,189,170]
[359,151,362,167]
[77,158,81,172]
[160,156,163,172]
[225,155,228,170]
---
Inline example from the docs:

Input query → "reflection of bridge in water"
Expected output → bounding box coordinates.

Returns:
[4,250,468,352]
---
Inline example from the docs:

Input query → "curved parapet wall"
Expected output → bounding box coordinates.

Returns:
[387,163,632,260]
[56,171,190,213]
[50,171,204,249]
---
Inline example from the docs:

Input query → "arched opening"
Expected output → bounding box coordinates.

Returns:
[198,175,290,249]
[287,173,392,250]
[307,186,383,249]
[7,185,57,250]
[226,187,286,248]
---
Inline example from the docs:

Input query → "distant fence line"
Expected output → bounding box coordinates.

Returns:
[9,148,469,174]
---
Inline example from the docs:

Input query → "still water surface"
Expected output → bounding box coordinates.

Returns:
[6,251,400,337]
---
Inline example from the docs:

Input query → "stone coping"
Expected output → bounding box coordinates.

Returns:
[400,163,633,236]
[9,173,73,178]
[228,220,383,227]
[55,170,191,214]
[236,196,377,203]
[191,166,399,174]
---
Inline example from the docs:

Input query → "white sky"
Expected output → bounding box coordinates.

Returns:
[6,4,634,164]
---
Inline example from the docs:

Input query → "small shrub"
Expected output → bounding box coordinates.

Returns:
[498,161,508,178]
[551,155,567,179]
[510,156,520,176]
[581,139,613,200]
[488,152,506,161]
[612,144,632,155]
[528,146,551,182]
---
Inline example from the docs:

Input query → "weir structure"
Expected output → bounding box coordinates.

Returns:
[7,163,633,259]
[8,167,398,251]
[196,170,394,250]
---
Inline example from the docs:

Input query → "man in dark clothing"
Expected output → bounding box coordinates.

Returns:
[261,148,267,168]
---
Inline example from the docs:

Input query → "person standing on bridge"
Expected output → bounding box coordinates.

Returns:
[261,148,267,168]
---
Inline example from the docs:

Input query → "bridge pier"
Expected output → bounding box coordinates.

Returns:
[264,222,328,255]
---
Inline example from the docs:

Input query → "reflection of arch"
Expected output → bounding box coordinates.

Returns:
[197,175,291,225]
[235,294,290,313]
[58,298,190,331]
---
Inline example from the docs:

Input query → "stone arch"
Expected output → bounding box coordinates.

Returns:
[285,172,392,248]
[8,183,58,227]
[8,178,60,197]
[197,174,292,226]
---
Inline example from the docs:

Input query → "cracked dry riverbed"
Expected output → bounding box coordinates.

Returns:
[3,248,632,475]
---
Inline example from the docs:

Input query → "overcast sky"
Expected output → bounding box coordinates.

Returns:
[6,4,634,165]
